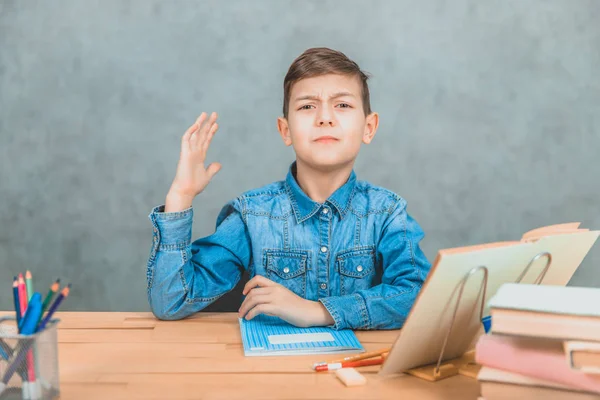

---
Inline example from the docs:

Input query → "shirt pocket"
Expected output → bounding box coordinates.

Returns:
[336,246,376,296]
[263,249,309,298]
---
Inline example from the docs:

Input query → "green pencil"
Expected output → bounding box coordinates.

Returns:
[35,279,61,329]
[41,279,60,312]
[25,270,34,301]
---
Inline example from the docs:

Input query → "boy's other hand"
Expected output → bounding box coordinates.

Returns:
[238,276,335,328]
[165,112,221,212]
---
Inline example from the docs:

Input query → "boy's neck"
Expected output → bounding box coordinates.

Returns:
[294,160,354,204]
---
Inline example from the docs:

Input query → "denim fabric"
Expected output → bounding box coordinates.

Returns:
[147,162,431,330]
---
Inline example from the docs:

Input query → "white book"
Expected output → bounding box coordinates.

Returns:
[488,283,600,340]
[488,283,600,317]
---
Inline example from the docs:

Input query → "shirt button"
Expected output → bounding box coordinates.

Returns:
[320,246,328,253]
[320,283,327,290]
[356,265,363,272]
[283,267,290,274]
[322,208,329,214]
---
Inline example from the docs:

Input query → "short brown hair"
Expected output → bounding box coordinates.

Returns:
[282,47,372,118]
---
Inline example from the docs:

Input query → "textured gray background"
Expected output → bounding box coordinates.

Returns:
[1,0,599,312]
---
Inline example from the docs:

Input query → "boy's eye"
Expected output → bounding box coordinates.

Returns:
[299,105,314,110]
[337,103,351,108]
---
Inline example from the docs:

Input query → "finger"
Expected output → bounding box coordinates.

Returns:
[206,162,222,180]
[189,113,208,146]
[197,112,217,143]
[201,122,219,151]
[246,287,271,297]
[238,293,271,318]
[245,304,277,321]
[182,122,198,146]
[181,119,202,153]
[243,275,276,295]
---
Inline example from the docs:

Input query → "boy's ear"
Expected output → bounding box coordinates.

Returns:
[277,117,293,146]
[362,112,379,144]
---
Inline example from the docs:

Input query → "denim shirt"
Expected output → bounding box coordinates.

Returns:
[147,162,431,330]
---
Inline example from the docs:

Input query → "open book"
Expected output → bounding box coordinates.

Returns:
[432,222,595,286]
[380,222,599,376]
[438,222,590,255]
[239,314,364,357]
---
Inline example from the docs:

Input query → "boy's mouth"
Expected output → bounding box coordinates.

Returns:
[314,136,339,143]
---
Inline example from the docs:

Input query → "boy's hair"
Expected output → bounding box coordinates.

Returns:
[282,47,372,118]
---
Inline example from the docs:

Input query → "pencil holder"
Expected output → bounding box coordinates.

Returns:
[0,317,60,400]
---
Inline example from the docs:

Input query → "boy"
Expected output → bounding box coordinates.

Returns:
[147,47,431,330]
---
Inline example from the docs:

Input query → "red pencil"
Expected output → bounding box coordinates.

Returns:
[314,356,385,372]
[17,273,38,387]
[17,274,27,317]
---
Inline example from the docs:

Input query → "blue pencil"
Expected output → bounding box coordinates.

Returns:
[37,283,71,332]
[12,277,21,325]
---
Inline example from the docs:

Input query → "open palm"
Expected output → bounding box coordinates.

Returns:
[169,112,221,199]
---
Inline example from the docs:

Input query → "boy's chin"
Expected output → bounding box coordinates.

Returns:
[298,156,355,172]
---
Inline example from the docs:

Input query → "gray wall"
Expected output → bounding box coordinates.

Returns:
[1,0,599,312]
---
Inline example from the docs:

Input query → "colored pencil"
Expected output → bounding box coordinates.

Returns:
[37,284,71,332]
[25,270,34,301]
[313,347,391,369]
[36,279,60,329]
[315,356,386,372]
[17,273,37,389]
[17,274,27,330]
[41,279,60,313]
[12,277,21,325]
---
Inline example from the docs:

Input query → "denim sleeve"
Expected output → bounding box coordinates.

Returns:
[319,199,431,330]
[146,198,251,320]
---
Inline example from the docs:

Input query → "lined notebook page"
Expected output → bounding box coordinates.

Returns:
[239,314,364,356]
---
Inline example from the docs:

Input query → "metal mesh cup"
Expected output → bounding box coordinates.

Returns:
[0,317,60,400]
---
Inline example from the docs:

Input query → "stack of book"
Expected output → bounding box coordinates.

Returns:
[475,283,600,399]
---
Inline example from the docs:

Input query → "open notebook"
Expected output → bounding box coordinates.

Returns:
[239,314,364,356]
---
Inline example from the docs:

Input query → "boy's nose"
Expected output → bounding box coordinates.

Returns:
[318,119,335,126]
[316,107,336,127]
[317,112,335,126]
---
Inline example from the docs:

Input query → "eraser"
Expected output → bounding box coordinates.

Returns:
[335,367,367,387]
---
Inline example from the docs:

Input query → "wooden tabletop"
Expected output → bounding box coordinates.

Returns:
[5,312,481,399]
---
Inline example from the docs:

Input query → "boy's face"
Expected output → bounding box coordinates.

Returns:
[277,74,379,171]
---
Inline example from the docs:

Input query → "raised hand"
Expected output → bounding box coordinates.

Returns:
[165,112,221,212]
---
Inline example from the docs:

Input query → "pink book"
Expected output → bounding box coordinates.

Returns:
[475,334,600,394]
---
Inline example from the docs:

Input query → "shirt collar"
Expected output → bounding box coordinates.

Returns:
[284,161,357,224]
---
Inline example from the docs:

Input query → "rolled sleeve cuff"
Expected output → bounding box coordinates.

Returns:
[149,205,193,248]
[319,293,370,330]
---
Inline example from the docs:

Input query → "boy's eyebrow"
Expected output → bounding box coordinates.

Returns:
[294,91,356,102]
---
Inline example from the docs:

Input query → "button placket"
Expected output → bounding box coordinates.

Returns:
[318,204,331,297]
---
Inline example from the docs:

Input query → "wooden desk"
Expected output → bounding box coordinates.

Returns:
[9,312,481,399]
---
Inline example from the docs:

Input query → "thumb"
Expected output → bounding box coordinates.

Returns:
[206,162,222,179]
